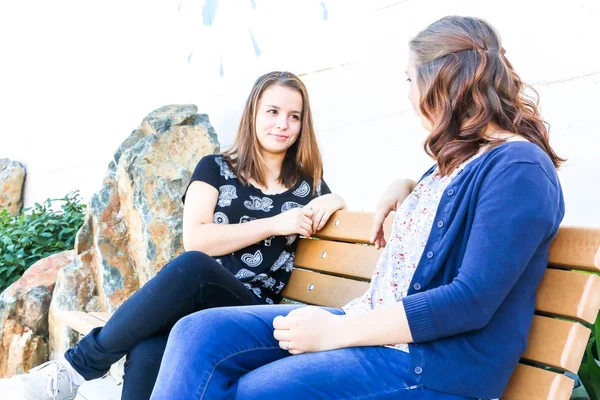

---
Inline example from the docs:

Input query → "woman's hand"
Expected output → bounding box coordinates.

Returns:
[273,306,342,354]
[371,178,416,249]
[271,208,314,238]
[305,194,346,233]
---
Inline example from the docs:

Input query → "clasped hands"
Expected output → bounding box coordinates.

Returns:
[274,193,345,238]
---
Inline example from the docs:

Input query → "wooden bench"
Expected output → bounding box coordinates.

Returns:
[59,210,600,399]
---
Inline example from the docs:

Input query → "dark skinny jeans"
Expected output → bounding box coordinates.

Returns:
[65,251,260,400]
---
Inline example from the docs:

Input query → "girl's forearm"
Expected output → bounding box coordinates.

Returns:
[183,218,276,256]
[332,193,347,210]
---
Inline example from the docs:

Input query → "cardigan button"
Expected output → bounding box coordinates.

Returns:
[437,220,444,228]
[426,251,434,259]
[414,366,423,375]
[413,282,422,290]
[447,188,454,196]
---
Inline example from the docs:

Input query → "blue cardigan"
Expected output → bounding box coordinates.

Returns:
[402,142,565,398]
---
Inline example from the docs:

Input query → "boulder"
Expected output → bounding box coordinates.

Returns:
[0,251,74,377]
[49,105,220,358]
[0,159,26,215]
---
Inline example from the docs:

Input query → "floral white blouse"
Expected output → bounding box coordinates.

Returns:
[343,155,481,352]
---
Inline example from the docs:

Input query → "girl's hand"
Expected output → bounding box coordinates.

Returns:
[305,194,346,233]
[273,306,342,354]
[272,208,314,238]
[371,178,416,249]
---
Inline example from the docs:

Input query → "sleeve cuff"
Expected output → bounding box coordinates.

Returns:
[403,293,437,343]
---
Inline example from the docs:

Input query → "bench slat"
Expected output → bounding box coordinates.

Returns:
[283,268,600,324]
[316,213,600,273]
[548,226,600,272]
[289,257,600,324]
[89,312,112,323]
[59,311,107,336]
[537,268,600,324]
[313,210,393,244]
[317,213,600,268]
[295,239,379,280]
[503,363,574,400]
[522,315,590,374]
[281,269,368,308]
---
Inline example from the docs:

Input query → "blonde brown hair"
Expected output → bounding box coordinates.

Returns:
[223,71,323,192]
[409,16,564,175]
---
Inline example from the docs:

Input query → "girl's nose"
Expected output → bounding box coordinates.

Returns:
[276,116,288,130]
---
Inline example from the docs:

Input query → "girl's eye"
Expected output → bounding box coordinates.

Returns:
[290,114,300,121]
[268,109,277,115]
[406,78,412,83]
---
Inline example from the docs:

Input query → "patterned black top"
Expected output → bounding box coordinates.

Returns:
[183,154,331,304]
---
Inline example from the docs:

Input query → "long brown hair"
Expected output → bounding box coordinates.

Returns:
[409,16,564,175]
[223,71,323,193]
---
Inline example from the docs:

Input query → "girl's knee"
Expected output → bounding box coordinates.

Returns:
[174,250,212,265]
[164,250,215,276]
[125,336,168,372]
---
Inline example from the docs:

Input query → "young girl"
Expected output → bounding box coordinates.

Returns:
[22,71,346,400]
[150,16,565,400]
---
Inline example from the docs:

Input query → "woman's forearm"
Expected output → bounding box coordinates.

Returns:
[183,218,276,256]
[336,302,413,348]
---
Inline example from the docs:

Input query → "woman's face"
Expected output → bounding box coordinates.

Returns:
[407,51,433,132]
[255,84,303,156]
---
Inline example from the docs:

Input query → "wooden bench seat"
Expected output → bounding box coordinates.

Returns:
[58,211,600,399]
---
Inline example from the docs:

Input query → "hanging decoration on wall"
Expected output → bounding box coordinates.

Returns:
[182,0,329,76]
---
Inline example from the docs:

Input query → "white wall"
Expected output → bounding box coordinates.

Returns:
[1,0,598,225]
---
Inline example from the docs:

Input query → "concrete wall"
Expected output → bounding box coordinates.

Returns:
[1,0,598,225]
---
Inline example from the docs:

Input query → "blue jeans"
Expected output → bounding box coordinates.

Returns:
[150,305,475,399]
[64,251,260,400]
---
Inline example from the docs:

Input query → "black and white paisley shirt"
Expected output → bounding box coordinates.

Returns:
[182,154,331,304]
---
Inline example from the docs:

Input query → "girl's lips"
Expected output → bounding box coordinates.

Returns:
[270,134,289,140]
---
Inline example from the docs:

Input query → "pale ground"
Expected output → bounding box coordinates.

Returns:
[0,374,122,400]
[74,376,122,400]
[0,370,590,399]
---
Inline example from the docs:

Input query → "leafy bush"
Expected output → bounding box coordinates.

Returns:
[579,310,600,400]
[0,191,86,292]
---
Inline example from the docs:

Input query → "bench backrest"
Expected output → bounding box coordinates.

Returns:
[282,211,600,400]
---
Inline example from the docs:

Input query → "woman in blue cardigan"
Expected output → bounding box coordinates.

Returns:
[150,16,565,399]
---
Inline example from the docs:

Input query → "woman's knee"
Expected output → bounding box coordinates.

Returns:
[170,307,245,344]
[172,308,227,334]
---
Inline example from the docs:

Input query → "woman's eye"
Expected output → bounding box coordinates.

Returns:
[267,109,277,115]
[406,78,412,83]
[290,114,300,121]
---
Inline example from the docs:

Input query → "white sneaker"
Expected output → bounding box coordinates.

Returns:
[19,359,81,400]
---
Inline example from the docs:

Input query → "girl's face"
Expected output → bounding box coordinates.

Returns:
[255,84,303,156]
[407,51,433,132]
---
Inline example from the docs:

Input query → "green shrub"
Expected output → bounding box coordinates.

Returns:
[0,191,86,292]
[579,310,600,400]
